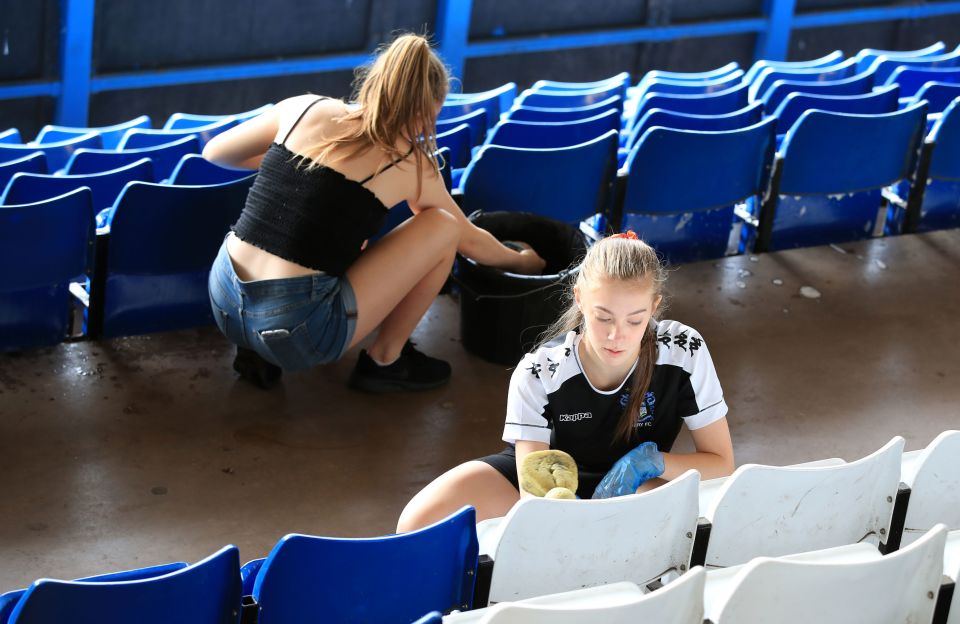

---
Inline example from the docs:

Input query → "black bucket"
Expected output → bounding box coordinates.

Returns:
[454,211,591,365]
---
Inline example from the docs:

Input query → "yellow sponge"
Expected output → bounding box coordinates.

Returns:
[520,449,578,497]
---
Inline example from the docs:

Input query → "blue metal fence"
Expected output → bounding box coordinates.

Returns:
[5,0,960,126]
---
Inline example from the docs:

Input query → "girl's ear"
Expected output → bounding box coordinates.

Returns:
[653,294,663,312]
[574,286,581,309]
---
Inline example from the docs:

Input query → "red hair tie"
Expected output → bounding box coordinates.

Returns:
[609,230,639,240]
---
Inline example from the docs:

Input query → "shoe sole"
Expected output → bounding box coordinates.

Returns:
[348,374,450,394]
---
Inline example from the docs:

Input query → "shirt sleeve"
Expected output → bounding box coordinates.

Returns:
[502,351,553,445]
[678,331,728,430]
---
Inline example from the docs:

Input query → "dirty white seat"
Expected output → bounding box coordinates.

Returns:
[458,568,705,623]
[900,430,960,546]
[445,581,644,622]
[482,469,700,605]
[709,524,947,624]
[703,437,903,567]
[945,529,960,624]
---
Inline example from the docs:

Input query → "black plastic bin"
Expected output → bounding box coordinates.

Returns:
[454,211,591,365]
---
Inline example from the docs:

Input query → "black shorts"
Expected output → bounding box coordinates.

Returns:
[476,446,606,500]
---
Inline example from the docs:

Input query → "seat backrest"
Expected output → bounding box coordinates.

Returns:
[436,123,472,169]
[3,158,154,210]
[0,128,21,143]
[486,109,620,149]
[744,50,845,84]
[868,48,960,86]
[436,108,488,147]
[627,102,763,151]
[855,41,947,72]
[913,81,960,114]
[518,84,624,110]
[252,506,478,624]
[118,117,235,150]
[623,117,776,215]
[532,72,629,96]
[481,569,705,624]
[778,101,927,194]
[0,188,93,293]
[8,546,241,624]
[772,84,900,132]
[65,135,201,179]
[632,84,750,126]
[929,97,960,180]
[488,470,700,604]
[0,151,47,192]
[760,68,875,112]
[713,525,947,624]
[750,57,858,102]
[644,62,740,82]
[900,430,960,544]
[168,154,254,185]
[0,132,101,171]
[507,95,622,122]
[445,82,518,126]
[636,71,744,98]
[705,437,904,568]
[164,103,272,129]
[34,115,151,150]
[885,65,960,97]
[460,130,618,224]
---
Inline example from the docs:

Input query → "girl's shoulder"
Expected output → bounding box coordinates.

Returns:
[652,319,713,369]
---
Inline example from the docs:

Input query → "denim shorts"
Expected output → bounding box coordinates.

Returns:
[207,239,358,370]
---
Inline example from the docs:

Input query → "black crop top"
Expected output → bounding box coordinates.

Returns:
[232,97,410,276]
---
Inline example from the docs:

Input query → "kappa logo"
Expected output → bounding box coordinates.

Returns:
[558,412,593,422]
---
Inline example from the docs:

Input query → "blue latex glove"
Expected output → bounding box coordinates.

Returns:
[591,441,665,499]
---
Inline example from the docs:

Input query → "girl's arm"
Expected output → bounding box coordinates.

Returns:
[514,439,550,499]
[202,99,296,168]
[410,169,546,275]
[637,417,734,492]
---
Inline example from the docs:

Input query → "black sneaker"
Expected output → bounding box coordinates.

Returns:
[233,346,282,390]
[348,341,451,393]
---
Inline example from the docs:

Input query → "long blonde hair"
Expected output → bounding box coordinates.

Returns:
[542,234,668,446]
[303,34,449,198]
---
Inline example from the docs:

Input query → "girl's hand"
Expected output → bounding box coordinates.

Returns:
[513,248,546,275]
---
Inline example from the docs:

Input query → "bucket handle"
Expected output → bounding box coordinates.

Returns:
[448,268,574,302]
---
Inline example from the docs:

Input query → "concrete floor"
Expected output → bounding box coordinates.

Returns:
[1,230,959,590]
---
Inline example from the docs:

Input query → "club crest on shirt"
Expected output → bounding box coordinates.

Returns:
[634,391,656,427]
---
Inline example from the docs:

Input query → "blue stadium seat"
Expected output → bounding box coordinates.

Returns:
[532,72,630,97]
[755,102,928,252]
[643,62,741,82]
[632,70,744,98]
[485,109,620,149]
[620,118,776,264]
[749,57,858,103]
[460,130,618,225]
[117,117,236,150]
[506,95,622,122]
[0,563,187,624]
[0,133,102,172]
[410,612,443,624]
[65,135,201,180]
[903,97,960,232]
[909,81,960,114]
[94,175,256,337]
[760,69,875,112]
[516,84,624,109]
[168,154,254,185]
[0,188,94,351]
[436,108,488,147]
[743,50,844,84]
[629,84,750,133]
[442,83,516,129]
[370,148,453,243]
[34,115,152,150]
[624,102,764,157]
[6,546,240,624]
[0,128,22,143]
[867,47,960,87]
[2,159,154,213]
[436,123,472,169]
[855,41,947,73]
[884,66,960,97]
[247,507,478,624]
[0,151,47,193]
[772,85,900,133]
[163,103,273,129]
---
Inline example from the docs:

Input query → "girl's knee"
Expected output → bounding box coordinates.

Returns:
[416,207,460,243]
